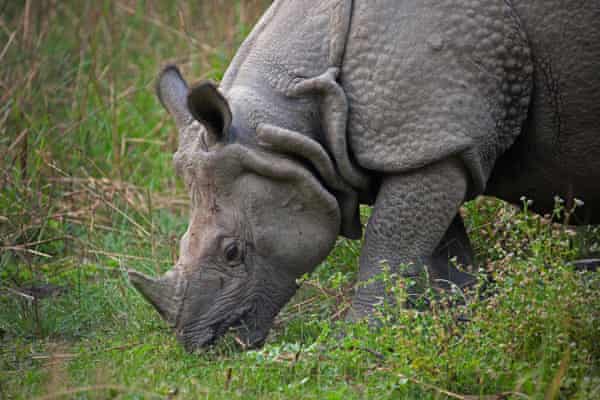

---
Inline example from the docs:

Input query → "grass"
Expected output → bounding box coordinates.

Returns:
[1,1,599,399]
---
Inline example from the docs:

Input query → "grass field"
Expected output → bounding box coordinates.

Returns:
[1,1,599,399]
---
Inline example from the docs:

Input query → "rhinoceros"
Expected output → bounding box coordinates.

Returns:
[128,0,600,351]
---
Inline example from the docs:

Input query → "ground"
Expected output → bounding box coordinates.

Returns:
[1,1,599,399]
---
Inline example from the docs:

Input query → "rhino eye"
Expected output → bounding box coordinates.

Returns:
[224,241,243,265]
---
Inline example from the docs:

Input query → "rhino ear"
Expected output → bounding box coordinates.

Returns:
[187,81,232,144]
[156,65,193,129]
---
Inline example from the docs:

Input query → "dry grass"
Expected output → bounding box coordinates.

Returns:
[0,0,270,296]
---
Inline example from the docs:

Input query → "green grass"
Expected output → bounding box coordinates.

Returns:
[1,1,599,399]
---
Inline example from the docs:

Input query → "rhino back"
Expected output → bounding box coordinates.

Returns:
[487,0,600,222]
[341,0,532,197]
[219,0,357,151]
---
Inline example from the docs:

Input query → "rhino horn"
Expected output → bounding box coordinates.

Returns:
[128,269,183,326]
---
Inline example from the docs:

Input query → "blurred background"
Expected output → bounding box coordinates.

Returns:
[1,1,599,399]
[0,0,277,396]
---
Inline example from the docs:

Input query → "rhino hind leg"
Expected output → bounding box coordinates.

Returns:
[429,214,476,290]
[350,158,469,321]
[570,259,600,273]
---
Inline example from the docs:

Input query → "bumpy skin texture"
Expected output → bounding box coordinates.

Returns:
[487,1,600,223]
[132,0,600,350]
[343,0,533,196]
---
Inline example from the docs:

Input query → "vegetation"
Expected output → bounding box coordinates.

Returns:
[1,1,598,399]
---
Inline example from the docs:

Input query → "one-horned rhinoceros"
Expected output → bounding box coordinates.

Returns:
[128,0,600,351]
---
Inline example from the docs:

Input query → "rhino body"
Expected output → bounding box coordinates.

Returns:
[130,0,600,351]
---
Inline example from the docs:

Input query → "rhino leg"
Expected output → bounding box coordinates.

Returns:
[350,158,469,320]
[429,214,476,291]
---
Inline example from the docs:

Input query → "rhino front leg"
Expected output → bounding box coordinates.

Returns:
[350,158,469,320]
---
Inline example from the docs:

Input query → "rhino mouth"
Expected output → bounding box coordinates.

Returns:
[177,306,268,351]
[129,269,295,352]
[176,277,298,351]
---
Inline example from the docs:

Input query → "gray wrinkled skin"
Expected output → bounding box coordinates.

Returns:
[130,0,600,351]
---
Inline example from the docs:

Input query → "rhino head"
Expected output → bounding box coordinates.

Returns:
[128,66,348,351]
